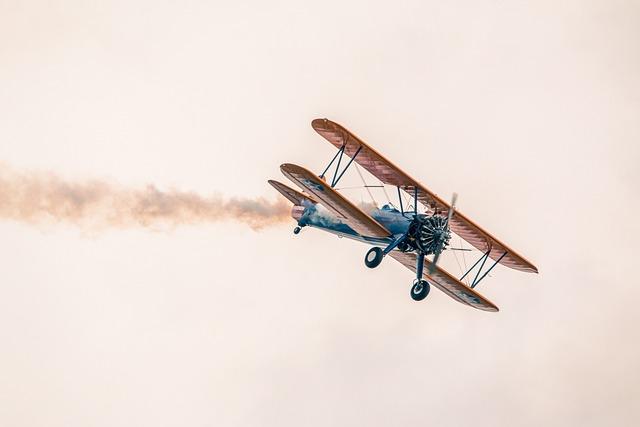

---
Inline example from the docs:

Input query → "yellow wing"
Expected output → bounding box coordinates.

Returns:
[312,118,538,274]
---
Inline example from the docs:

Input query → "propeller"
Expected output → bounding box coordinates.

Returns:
[428,193,457,275]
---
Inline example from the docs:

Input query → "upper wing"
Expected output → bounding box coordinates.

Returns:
[268,179,317,206]
[280,163,391,238]
[388,251,499,312]
[312,118,538,274]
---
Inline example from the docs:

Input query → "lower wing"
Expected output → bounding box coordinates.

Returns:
[388,251,499,312]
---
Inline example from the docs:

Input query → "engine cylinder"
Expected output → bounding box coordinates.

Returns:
[407,214,451,255]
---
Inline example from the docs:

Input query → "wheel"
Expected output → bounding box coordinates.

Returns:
[293,226,301,235]
[410,280,430,301]
[364,247,384,268]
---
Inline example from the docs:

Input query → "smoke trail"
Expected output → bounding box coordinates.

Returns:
[0,163,290,230]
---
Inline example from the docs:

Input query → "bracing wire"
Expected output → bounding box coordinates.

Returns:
[403,190,415,214]
[459,236,469,285]
[380,182,392,205]
[452,244,465,282]
[354,163,377,205]
[334,185,384,190]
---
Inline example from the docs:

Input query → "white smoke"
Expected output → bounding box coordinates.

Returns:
[0,163,290,230]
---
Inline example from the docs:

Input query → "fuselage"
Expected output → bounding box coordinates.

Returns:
[292,202,411,246]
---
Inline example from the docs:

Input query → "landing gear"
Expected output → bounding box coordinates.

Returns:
[410,252,430,301]
[364,247,384,268]
[411,279,430,301]
[293,226,301,235]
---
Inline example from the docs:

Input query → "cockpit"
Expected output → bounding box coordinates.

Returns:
[380,203,400,213]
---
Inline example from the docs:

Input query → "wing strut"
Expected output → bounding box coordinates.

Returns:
[319,144,345,180]
[396,187,404,215]
[319,144,363,188]
[460,250,509,289]
[331,145,362,187]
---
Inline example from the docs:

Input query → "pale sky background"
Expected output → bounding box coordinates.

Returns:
[1,1,639,426]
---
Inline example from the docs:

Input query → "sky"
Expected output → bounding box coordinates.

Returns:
[1,1,639,426]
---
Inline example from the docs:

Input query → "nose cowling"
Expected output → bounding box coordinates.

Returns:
[410,214,451,255]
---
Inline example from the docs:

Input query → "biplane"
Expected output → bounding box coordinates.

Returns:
[268,119,538,312]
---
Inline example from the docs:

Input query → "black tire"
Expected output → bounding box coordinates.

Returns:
[293,226,301,235]
[410,280,430,301]
[364,247,384,268]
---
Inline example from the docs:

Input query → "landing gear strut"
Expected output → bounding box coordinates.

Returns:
[363,233,408,270]
[411,252,430,301]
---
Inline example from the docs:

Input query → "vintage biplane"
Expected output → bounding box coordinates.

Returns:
[268,119,538,312]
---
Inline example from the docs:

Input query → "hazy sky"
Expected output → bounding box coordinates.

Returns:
[1,1,639,426]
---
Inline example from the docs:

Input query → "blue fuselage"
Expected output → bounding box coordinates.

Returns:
[296,203,411,246]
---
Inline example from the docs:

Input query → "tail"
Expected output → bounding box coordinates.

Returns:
[267,180,316,206]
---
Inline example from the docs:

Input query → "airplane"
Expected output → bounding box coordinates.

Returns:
[268,118,538,312]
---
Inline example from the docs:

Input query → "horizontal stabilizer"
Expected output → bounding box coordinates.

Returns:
[268,179,316,206]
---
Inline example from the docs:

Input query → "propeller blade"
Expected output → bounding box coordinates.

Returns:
[429,192,457,275]
[429,250,442,275]
[446,192,458,225]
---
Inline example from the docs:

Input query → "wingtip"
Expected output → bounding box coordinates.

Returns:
[311,117,332,131]
[479,303,499,312]
[280,163,309,174]
[477,301,499,312]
